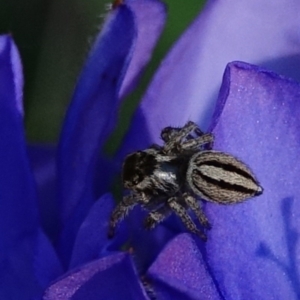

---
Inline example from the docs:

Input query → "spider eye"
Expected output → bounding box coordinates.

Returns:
[122,150,157,188]
[122,155,145,188]
[123,173,143,189]
[132,174,141,185]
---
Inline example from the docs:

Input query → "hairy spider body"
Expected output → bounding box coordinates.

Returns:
[108,121,263,240]
[187,150,263,204]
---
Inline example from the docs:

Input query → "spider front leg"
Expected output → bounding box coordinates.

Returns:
[144,205,171,230]
[161,121,198,144]
[161,121,214,153]
[167,196,207,241]
[183,193,211,229]
[191,123,214,149]
[108,194,138,238]
[180,133,214,152]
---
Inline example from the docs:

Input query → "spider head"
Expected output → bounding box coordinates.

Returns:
[161,126,180,143]
[122,150,157,190]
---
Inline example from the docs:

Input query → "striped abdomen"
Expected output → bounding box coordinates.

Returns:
[186,151,263,204]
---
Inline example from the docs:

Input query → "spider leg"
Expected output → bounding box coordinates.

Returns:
[161,127,180,143]
[187,122,214,149]
[191,123,214,149]
[163,121,199,153]
[149,143,162,151]
[167,197,207,241]
[183,193,211,229]
[162,121,207,142]
[194,126,204,136]
[161,121,214,153]
[161,127,196,143]
[143,205,171,229]
[180,133,214,151]
[108,194,138,238]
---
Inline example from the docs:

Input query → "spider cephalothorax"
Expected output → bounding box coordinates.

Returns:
[108,121,263,240]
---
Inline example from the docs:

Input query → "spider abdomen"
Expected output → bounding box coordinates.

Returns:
[187,150,263,204]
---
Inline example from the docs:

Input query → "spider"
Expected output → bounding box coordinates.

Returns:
[108,121,263,240]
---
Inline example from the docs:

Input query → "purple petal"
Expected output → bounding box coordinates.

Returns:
[57,6,136,264]
[0,229,62,299]
[0,35,37,232]
[119,0,166,98]
[205,61,300,299]
[119,0,300,156]
[125,206,179,272]
[70,193,115,269]
[27,144,59,241]
[44,253,148,300]
[0,35,61,298]
[147,234,221,299]
[8,36,24,115]
[33,230,63,288]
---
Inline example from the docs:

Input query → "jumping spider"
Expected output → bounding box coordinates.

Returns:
[108,121,263,240]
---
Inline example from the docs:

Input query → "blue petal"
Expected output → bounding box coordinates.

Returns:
[206,61,300,299]
[0,36,37,232]
[70,193,116,269]
[33,230,63,289]
[0,35,62,299]
[9,37,24,115]
[0,34,35,251]
[0,229,62,299]
[44,253,148,300]
[27,144,59,241]
[119,0,166,98]
[125,206,176,272]
[147,234,221,300]
[57,6,136,265]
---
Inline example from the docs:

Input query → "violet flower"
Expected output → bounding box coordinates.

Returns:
[1,0,300,299]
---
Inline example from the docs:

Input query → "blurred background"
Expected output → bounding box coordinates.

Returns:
[0,0,205,151]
